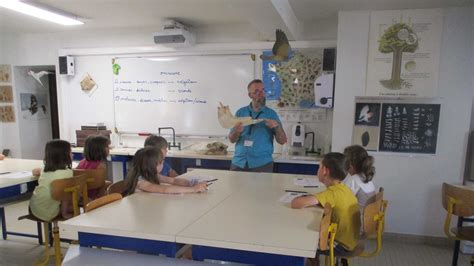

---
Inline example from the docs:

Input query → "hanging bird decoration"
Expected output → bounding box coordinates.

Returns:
[260,29,291,61]
[27,70,54,88]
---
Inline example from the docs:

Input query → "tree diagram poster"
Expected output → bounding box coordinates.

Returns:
[366,9,443,97]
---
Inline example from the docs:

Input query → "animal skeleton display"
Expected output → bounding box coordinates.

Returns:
[204,142,228,155]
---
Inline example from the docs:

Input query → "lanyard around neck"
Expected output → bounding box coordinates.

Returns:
[247,108,263,135]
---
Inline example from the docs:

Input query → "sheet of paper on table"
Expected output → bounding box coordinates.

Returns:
[0,171,32,179]
[279,192,308,203]
[294,177,319,187]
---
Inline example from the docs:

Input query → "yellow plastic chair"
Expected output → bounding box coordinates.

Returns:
[442,183,474,266]
[85,193,122,213]
[318,188,388,266]
[310,203,338,266]
[19,174,87,266]
[359,187,388,258]
[336,188,387,265]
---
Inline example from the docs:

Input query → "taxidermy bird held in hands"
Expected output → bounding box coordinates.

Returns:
[260,29,291,61]
[28,70,54,88]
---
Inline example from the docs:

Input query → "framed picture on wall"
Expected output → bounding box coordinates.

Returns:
[20,93,49,121]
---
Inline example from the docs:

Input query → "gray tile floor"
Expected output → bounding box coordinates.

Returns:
[1,201,472,265]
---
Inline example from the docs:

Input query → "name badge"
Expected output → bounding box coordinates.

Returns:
[244,140,253,147]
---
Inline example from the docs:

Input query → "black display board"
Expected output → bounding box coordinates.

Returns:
[379,103,440,154]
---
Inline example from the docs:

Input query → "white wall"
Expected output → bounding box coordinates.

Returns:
[334,7,474,237]
[0,34,22,157]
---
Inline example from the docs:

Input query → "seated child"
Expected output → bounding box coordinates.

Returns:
[292,152,361,255]
[77,135,110,169]
[29,140,74,220]
[76,135,111,199]
[122,147,207,196]
[342,145,376,215]
[144,135,178,177]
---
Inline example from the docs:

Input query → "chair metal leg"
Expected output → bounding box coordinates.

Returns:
[452,217,464,266]
[48,223,53,247]
[341,258,349,266]
[36,222,50,266]
[452,239,460,266]
[36,222,43,245]
[0,207,6,240]
[53,222,62,266]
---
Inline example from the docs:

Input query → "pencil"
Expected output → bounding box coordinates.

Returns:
[284,190,307,194]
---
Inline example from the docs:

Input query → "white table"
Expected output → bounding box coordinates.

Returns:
[60,169,323,265]
[0,158,43,241]
[0,158,43,189]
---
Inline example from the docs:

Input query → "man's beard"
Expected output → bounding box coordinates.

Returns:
[256,97,266,107]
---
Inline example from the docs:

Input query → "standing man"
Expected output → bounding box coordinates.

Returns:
[229,79,287,172]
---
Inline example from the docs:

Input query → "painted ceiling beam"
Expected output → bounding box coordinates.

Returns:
[270,0,303,40]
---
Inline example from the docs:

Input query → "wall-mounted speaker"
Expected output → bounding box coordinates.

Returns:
[322,48,336,72]
[59,56,75,76]
[314,73,335,108]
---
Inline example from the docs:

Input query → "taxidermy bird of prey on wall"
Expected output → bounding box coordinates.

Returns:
[260,29,291,61]
[28,70,54,88]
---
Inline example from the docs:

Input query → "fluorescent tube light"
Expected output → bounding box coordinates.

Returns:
[0,0,83,26]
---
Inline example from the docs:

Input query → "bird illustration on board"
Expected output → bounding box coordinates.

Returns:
[358,105,374,123]
[27,70,54,88]
[260,29,291,61]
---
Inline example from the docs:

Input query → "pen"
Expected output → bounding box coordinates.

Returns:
[0,172,11,175]
[206,178,218,183]
[304,186,319,188]
[285,189,308,194]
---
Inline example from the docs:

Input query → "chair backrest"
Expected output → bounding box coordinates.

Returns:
[74,168,107,204]
[50,174,88,216]
[107,180,126,195]
[363,187,385,237]
[318,203,333,251]
[73,168,107,190]
[85,193,122,212]
[442,183,474,217]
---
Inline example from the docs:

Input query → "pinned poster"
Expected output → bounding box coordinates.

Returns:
[366,9,443,97]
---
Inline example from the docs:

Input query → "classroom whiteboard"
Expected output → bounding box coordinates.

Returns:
[113,54,255,136]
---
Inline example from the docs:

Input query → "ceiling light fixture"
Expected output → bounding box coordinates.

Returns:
[0,0,84,26]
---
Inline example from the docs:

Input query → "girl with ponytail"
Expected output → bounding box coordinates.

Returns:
[343,145,376,211]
